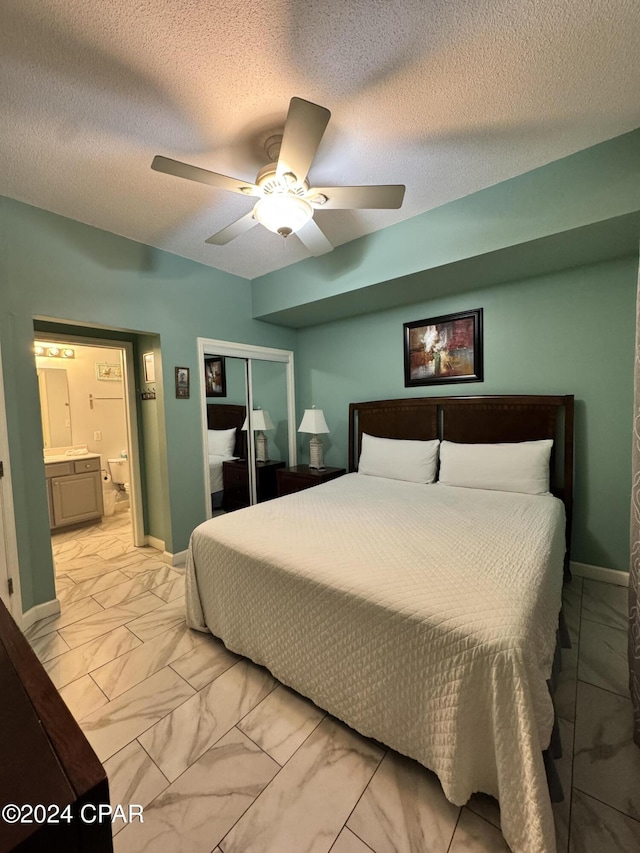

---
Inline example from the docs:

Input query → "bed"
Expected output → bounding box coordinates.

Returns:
[186,395,574,853]
[206,404,246,509]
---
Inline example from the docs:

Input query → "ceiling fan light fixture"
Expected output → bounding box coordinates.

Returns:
[253,195,313,237]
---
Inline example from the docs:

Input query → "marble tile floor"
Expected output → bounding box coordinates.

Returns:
[24,539,640,853]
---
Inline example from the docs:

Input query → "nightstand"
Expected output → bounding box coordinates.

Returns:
[222,459,285,511]
[276,464,346,497]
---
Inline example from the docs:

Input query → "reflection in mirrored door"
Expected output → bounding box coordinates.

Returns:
[204,355,248,514]
[199,339,296,518]
[245,359,289,507]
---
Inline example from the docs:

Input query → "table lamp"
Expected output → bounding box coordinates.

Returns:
[242,408,274,463]
[298,407,330,469]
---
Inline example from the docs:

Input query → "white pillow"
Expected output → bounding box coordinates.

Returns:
[438,439,553,495]
[207,428,236,457]
[358,433,440,484]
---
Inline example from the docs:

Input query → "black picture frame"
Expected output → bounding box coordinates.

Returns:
[204,356,227,398]
[175,366,190,399]
[403,308,483,387]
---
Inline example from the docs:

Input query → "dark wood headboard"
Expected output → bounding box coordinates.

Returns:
[206,403,247,458]
[348,394,574,551]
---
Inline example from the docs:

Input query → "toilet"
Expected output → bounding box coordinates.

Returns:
[108,457,130,492]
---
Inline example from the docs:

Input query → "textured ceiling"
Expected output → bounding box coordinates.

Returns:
[2,0,639,280]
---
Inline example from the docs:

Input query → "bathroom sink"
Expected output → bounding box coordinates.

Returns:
[44,453,99,463]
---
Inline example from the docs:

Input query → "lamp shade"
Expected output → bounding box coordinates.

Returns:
[298,408,330,435]
[241,409,274,431]
[253,196,313,237]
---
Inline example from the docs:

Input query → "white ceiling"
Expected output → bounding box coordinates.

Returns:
[2,1,639,281]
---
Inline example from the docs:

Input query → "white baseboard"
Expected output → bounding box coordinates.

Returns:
[146,535,165,552]
[21,597,62,632]
[570,561,629,587]
[164,549,187,568]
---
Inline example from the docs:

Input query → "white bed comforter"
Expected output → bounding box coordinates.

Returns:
[186,473,566,853]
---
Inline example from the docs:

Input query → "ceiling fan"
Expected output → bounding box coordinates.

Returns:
[151,97,405,256]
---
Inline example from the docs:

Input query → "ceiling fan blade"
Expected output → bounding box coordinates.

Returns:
[296,218,333,256]
[308,184,406,209]
[276,98,331,185]
[205,211,258,245]
[151,156,260,197]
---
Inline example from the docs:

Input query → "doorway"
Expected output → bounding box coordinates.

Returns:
[0,344,21,621]
[34,335,144,554]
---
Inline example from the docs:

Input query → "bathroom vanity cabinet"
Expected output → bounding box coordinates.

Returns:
[45,455,104,529]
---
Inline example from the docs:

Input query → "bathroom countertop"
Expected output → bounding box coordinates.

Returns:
[44,453,101,464]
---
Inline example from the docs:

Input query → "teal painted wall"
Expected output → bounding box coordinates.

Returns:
[251,360,290,464]
[295,256,638,572]
[0,196,296,612]
[253,129,640,321]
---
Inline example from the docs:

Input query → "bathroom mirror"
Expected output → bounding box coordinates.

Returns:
[37,367,72,448]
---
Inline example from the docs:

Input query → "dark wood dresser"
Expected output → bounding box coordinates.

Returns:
[0,599,112,852]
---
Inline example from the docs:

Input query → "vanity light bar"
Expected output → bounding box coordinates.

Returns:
[34,343,75,359]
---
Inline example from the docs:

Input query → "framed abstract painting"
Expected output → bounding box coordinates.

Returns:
[204,356,226,398]
[403,308,483,387]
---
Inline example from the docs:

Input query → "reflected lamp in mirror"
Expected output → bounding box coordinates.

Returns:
[241,408,275,463]
[298,407,330,470]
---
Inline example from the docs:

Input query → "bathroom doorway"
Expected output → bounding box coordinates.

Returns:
[0,344,21,621]
[34,335,144,556]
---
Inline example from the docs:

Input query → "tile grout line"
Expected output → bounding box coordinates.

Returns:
[445,808,464,853]
[26,596,107,642]
[580,615,627,631]
[218,718,386,853]
[216,730,282,853]
[128,713,274,852]
[571,785,640,826]
[57,592,167,648]
[575,676,630,702]
[216,707,336,853]
[239,689,326,767]
[135,736,172,787]
[88,671,111,707]
[329,826,377,853]
[90,566,183,608]
[87,665,201,764]
[236,726,285,767]
[140,664,279,784]
[336,747,388,852]
[238,697,326,772]
[566,574,585,852]
[90,622,205,701]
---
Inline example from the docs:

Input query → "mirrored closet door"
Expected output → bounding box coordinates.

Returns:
[199,339,295,518]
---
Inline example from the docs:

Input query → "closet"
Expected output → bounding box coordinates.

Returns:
[198,339,295,516]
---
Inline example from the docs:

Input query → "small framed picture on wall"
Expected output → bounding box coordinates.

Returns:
[204,356,226,397]
[175,366,190,399]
